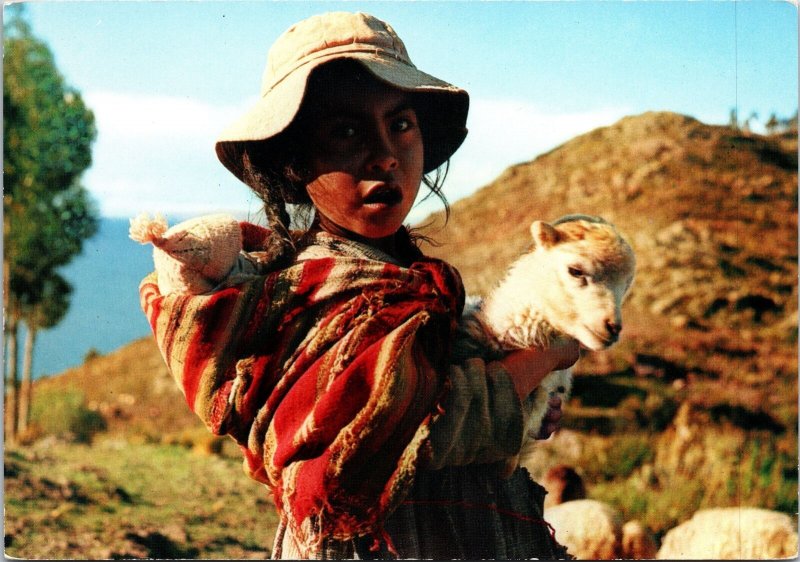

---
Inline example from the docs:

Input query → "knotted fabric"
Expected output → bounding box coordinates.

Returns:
[139,223,464,553]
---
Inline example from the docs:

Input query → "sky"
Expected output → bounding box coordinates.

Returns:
[15,0,800,225]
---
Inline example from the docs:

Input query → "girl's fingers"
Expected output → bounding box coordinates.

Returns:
[536,422,558,440]
[544,405,562,423]
[535,402,563,439]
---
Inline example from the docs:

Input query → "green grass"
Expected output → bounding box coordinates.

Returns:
[4,438,278,559]
[29,386,106,444]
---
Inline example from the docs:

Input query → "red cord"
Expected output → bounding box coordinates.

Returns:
[370,526,399,558]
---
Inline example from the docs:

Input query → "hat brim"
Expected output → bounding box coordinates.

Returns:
[215,51,468,184]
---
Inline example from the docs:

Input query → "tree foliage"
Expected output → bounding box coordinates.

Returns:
[3,7,99,442]
[3,14,95,207]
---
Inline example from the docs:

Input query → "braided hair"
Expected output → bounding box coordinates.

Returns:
[240,150,298,263]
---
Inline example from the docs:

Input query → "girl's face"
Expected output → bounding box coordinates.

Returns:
[299,69,424,241]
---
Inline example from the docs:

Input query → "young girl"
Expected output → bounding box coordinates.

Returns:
[140,11,578,559]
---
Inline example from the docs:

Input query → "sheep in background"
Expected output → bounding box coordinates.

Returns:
[622,520,658,560]
[545,499,623,560]
[656,507,798,559]
[545,499,657,560]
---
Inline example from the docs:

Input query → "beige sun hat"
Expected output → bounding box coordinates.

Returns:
[215,11,469,185]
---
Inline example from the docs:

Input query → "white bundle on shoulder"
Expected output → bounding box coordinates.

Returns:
[129,213,244,295]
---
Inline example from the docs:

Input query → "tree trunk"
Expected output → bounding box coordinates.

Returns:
[3,241,11,319]
[18,323,36,434]
[5,317,20,444]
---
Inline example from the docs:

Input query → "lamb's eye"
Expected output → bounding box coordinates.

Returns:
[568,266,585,278]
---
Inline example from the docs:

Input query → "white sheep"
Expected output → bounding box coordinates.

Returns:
[541,464,587,509]
[545,500,657,560]
[545,499,623,560]
[458,215,635,473]
[656,507,798,559]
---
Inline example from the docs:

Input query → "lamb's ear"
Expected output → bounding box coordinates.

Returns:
[530,221,560,248]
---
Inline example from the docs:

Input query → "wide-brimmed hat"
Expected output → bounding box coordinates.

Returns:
[215,11,469,185]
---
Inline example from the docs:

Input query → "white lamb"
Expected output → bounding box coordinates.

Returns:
[457,215,635,473]
[544,499,624,560]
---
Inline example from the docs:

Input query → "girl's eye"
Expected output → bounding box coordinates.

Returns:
[392,114,416,133]
[393,118,411,132]
[330,124,357,139]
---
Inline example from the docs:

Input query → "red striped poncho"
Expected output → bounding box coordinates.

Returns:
[139,224,464,551]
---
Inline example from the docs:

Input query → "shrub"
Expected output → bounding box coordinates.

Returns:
[83,348,102,363]
[580,433,655,481]
[616,392,678,433]
[30,387,107,444]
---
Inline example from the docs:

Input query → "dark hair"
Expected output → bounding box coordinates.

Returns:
[240,59,453,246]
[241,151,297,262]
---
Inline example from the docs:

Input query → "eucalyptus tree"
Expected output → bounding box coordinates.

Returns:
[4,6,98,441]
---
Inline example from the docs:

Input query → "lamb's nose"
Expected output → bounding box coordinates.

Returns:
[605,320,622,338]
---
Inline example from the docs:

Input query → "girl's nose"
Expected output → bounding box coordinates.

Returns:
[366,131,399,173]
[367,153,399,173]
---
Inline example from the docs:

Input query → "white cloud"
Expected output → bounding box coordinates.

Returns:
[82,90,258,217]
[84,90,254,143]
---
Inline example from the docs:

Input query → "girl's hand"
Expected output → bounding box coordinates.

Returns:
[536,395,563,440]
[499,339,580,401]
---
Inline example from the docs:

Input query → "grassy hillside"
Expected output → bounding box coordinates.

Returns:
[420,112,796,332]
[5,112,796,558]
[30,337,202,440]
[7,340,278,559]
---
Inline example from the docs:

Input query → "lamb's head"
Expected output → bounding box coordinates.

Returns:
[526,215,635,351]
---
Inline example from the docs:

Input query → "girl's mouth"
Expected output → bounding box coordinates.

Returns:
[363,184,402,207]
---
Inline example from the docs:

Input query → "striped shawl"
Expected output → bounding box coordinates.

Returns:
[139,224,464,553]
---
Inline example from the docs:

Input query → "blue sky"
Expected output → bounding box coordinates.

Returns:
[17,0,800,224]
